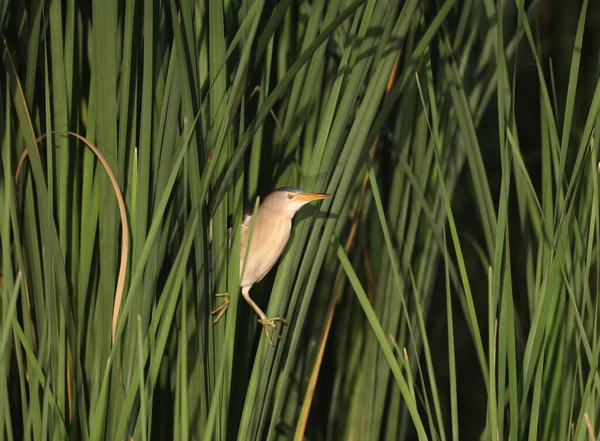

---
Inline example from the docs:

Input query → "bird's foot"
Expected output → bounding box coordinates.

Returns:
[258,316,287,346]
[211,293,230,325]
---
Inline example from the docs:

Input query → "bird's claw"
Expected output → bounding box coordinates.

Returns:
[258,316,286,346]
[211,293,230,325]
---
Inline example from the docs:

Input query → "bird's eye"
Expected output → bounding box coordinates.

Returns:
[287,194,294,200]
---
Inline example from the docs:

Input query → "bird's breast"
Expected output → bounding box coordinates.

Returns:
[239,216,292,288]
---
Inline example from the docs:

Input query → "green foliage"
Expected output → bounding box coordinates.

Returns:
[1,0,600,440]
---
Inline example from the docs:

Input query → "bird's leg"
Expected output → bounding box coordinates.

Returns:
[211,293,230,325]
[241,286,286,346]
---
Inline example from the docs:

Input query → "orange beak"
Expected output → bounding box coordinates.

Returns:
[296,192,332,202]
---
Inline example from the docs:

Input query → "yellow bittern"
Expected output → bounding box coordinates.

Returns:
[212,188,331,346]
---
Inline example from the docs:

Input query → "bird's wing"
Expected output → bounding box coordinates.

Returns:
[208,206,255,284]
[228,204,254,229]
[227,204,255,252]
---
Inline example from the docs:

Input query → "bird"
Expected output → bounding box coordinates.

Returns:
[212,187,331,346]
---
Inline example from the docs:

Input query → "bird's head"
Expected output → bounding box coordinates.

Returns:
[262,187,331,218]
